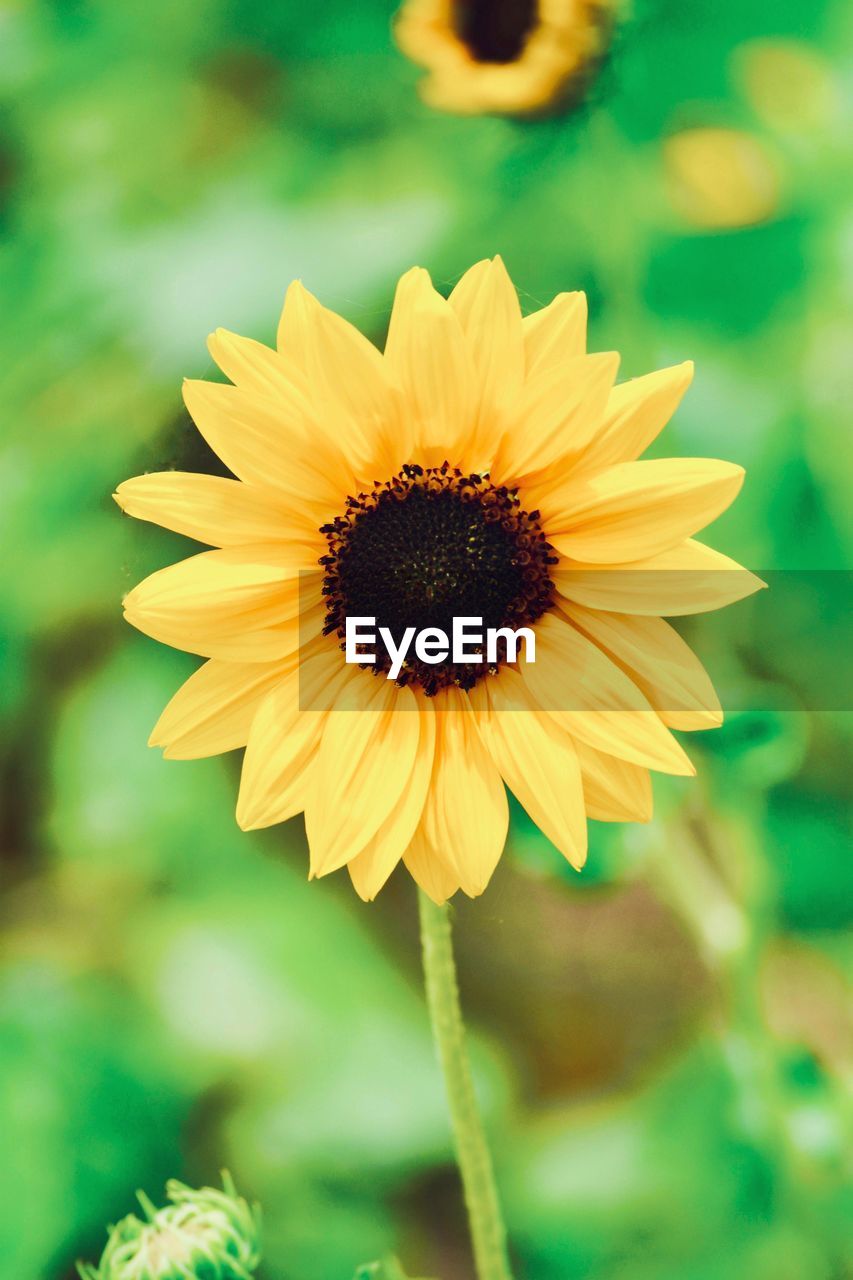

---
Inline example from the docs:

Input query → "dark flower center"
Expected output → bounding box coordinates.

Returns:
[453,0,539,64]
[320,463,556,696]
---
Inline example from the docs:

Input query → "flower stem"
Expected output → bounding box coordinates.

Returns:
[417,890,513,1280]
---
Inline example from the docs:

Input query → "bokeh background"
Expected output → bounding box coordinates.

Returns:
[1,1,851,1277]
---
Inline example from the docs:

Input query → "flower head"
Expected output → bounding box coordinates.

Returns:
[77,1175,261,1280]
[117,258,763,903]
[394,0,611,116]
[663,126,781,230]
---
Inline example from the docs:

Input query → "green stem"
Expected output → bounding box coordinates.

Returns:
[417,890,513,1280]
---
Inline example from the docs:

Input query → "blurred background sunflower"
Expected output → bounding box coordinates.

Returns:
[1,2,850,1279]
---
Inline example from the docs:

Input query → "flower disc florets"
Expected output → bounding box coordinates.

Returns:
[320,462,557,695]
[455,0,539,63]
[77,1175,261,1280]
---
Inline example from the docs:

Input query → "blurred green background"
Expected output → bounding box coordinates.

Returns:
[1,1,851,1277]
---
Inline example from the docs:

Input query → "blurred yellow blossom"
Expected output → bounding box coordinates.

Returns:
[663,126,782,230]
[735,40,841,134]
[394,0,610,116]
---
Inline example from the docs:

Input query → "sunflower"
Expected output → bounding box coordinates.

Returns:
[394,0,609,116]
[117,258,762,903]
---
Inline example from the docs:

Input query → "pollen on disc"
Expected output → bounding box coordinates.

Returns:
[320,462,557,695]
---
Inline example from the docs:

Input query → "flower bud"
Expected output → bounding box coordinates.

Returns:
[77,1173,261,1280]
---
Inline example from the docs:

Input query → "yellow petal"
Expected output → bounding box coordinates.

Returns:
[124,546,313,626]
[522,292,587,378]
[305,677,422,878]
[575,741,653,822]
[277,280,408,478]
[347,693,437,900]
[448,257,524,437]
[492,352,619,486]
[114,472,320,551]
[553,539,766,616]
[207,327,311,406]
[421,687,509,897]
[179,606,325,663]
[403,821,461,905]
[544,458,746,562]
[141,622,306,663]
[470,669,587,869]
[572,362,694,478]
[519,612,695,775]
[123,546,323,659]
[151,656,295,759]
[182,380,353,522]
[236,645,347,830]
[559,602,723,731]
[384,267,477,468]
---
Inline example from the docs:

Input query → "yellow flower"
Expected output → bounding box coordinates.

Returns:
[394,0,609,117]
[117,258,762,903]
[663,126,782,231]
